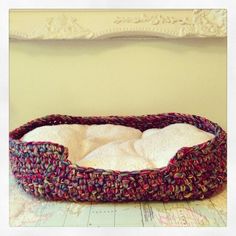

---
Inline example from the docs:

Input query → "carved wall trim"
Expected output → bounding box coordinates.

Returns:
[10,9,226,40]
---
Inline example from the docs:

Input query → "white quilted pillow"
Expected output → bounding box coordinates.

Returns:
[22,123,214,171]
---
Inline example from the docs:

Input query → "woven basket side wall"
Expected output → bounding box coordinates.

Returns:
[9,113,227,202]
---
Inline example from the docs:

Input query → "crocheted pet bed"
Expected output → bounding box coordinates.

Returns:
[9,113,227,202]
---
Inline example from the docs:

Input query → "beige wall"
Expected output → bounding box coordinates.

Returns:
[10,38,227,130]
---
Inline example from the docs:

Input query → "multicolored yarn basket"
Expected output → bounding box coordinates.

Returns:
[9,113,227,202]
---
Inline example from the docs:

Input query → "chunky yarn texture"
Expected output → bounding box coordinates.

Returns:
[9,113,227,202]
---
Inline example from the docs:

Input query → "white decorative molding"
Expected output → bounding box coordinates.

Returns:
[10,9,226,40]
[42,15,94,39]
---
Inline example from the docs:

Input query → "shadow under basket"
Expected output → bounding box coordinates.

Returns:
[9,113,227,202]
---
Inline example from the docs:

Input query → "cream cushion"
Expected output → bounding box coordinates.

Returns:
[22,123,214,171]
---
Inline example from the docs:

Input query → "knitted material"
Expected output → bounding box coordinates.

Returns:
[9,113,227,202]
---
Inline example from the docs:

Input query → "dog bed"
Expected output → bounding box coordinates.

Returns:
[9,113,227,202]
